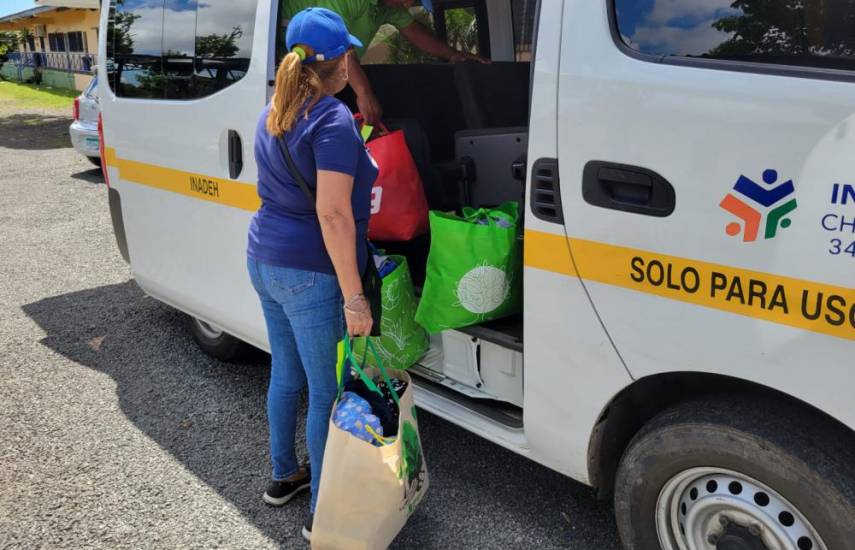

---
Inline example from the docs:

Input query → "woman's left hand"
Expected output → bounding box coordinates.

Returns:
[344,297,374,337]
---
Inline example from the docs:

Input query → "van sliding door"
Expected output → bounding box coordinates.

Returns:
[100,0,271,346]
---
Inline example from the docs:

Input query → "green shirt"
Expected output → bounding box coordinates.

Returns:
[281,0,414,58]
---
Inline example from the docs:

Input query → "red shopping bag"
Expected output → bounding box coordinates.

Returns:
[360,119,429,241]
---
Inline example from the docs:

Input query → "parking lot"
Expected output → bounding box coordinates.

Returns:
[0,97,621,549]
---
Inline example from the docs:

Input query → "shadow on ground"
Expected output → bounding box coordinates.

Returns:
[22,281,620,549]
[71,167,104,184]
[0,113,72,150]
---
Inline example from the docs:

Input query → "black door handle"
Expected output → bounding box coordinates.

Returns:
[582,161,675,217]
[511,155,527,183]
[228,130,243,179]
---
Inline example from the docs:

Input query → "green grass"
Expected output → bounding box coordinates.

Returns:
[0,80,79,109]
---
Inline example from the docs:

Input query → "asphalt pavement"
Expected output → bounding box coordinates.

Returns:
[0,103,621,549]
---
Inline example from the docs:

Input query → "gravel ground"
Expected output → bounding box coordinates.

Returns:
[0,101,621,549]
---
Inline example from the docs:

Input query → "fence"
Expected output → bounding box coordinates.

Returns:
[7,51,97,74]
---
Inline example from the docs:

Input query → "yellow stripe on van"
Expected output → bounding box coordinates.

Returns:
[523,229,578,276]
[524,230,854,340]
[103,147,260,211]
[101,150,853,340]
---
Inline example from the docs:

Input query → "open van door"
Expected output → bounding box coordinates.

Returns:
[99,0,272,345]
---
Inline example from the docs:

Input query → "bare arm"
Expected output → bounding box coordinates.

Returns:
[347,51,383,125]
[316,169,372,336]
[399,22,489,63]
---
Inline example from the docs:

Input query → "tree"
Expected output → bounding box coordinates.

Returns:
[196,27,243,59]
[0,31,18,57]
[445,8,478,54]
[109,10,140,56]
[710,0,855,59]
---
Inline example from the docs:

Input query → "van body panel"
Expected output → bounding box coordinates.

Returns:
[522,0,631,482]
[98,1,272,351]
[557,2,855,427]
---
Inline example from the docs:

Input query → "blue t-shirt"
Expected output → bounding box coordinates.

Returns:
[248,96,378,275]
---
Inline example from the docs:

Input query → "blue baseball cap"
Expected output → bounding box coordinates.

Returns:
[421,0,433,12]
[285,8,362,63]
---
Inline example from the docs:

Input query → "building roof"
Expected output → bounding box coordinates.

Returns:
[0,7,56,24]
[35,1,100,8]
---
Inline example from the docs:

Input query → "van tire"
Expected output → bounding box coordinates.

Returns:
[187,315,247,361]
[88,156,102,167]
[614,397,855,550]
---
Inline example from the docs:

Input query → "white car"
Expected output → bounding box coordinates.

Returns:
[69,74,101,166]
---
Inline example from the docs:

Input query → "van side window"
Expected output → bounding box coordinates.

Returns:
[434,5,485,58]
[162,0,198,100]
[363,9,435,65]
[511,0,537,61]
[613,0,855,72]
[106,0,257,99]
[363,1,488,64]
[193,1,256,96]
[106,0,166,98]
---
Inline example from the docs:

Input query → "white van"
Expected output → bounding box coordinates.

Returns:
[98,0,854,547]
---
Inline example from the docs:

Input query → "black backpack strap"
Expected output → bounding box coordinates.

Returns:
[276,135,315,207]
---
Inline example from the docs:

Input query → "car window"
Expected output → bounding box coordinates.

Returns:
[105,0,166,98]
[84,76,98,99]
[613,0,855,72]
[363,1,487,65]
[106,0,258,99]
[511,0,537,62]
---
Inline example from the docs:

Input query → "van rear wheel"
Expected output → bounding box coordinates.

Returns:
[187,315,247,361]
[614,398,855,550]
[87,156,101,167]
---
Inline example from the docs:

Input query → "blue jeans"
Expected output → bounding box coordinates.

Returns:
[247,258,343,512]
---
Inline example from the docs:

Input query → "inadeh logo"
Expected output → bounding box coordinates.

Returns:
[720,169,798,242]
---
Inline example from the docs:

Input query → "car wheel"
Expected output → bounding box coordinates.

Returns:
[186,315,247,361]
[614,397,855,550]
[87,156,102,167]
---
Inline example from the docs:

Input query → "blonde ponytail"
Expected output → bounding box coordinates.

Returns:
[266,45,345,136]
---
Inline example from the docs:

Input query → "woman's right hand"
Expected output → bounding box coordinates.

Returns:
[344,296,374,337]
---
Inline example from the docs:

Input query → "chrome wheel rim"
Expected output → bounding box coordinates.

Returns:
[193,318,224,340]
[656,467,826,550]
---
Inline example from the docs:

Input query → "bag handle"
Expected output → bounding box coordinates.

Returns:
[337,336,379,396]
[365,424,396,446]
[339,334,402,409]
[462,206,516,228]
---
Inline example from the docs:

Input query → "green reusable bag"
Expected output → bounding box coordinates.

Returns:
[415,202,522,333]
[352,256,429,370]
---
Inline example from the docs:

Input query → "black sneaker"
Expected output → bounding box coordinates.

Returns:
[301,514,313,542]
[262,465,310,506]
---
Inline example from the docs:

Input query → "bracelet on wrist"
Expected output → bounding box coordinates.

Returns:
[344,303,370,315]
[344,293,366,309]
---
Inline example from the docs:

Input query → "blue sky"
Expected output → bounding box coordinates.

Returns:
[615,0,740,56]
[0,1,39,19]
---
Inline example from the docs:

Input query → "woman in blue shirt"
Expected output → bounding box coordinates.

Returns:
[246,8,377,540]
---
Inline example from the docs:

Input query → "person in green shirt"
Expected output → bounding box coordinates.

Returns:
[280,0,487,124]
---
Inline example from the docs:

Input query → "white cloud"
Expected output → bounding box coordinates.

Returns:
[646,0,735,26]
[121,3,257,57]
[633,19,734,55]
